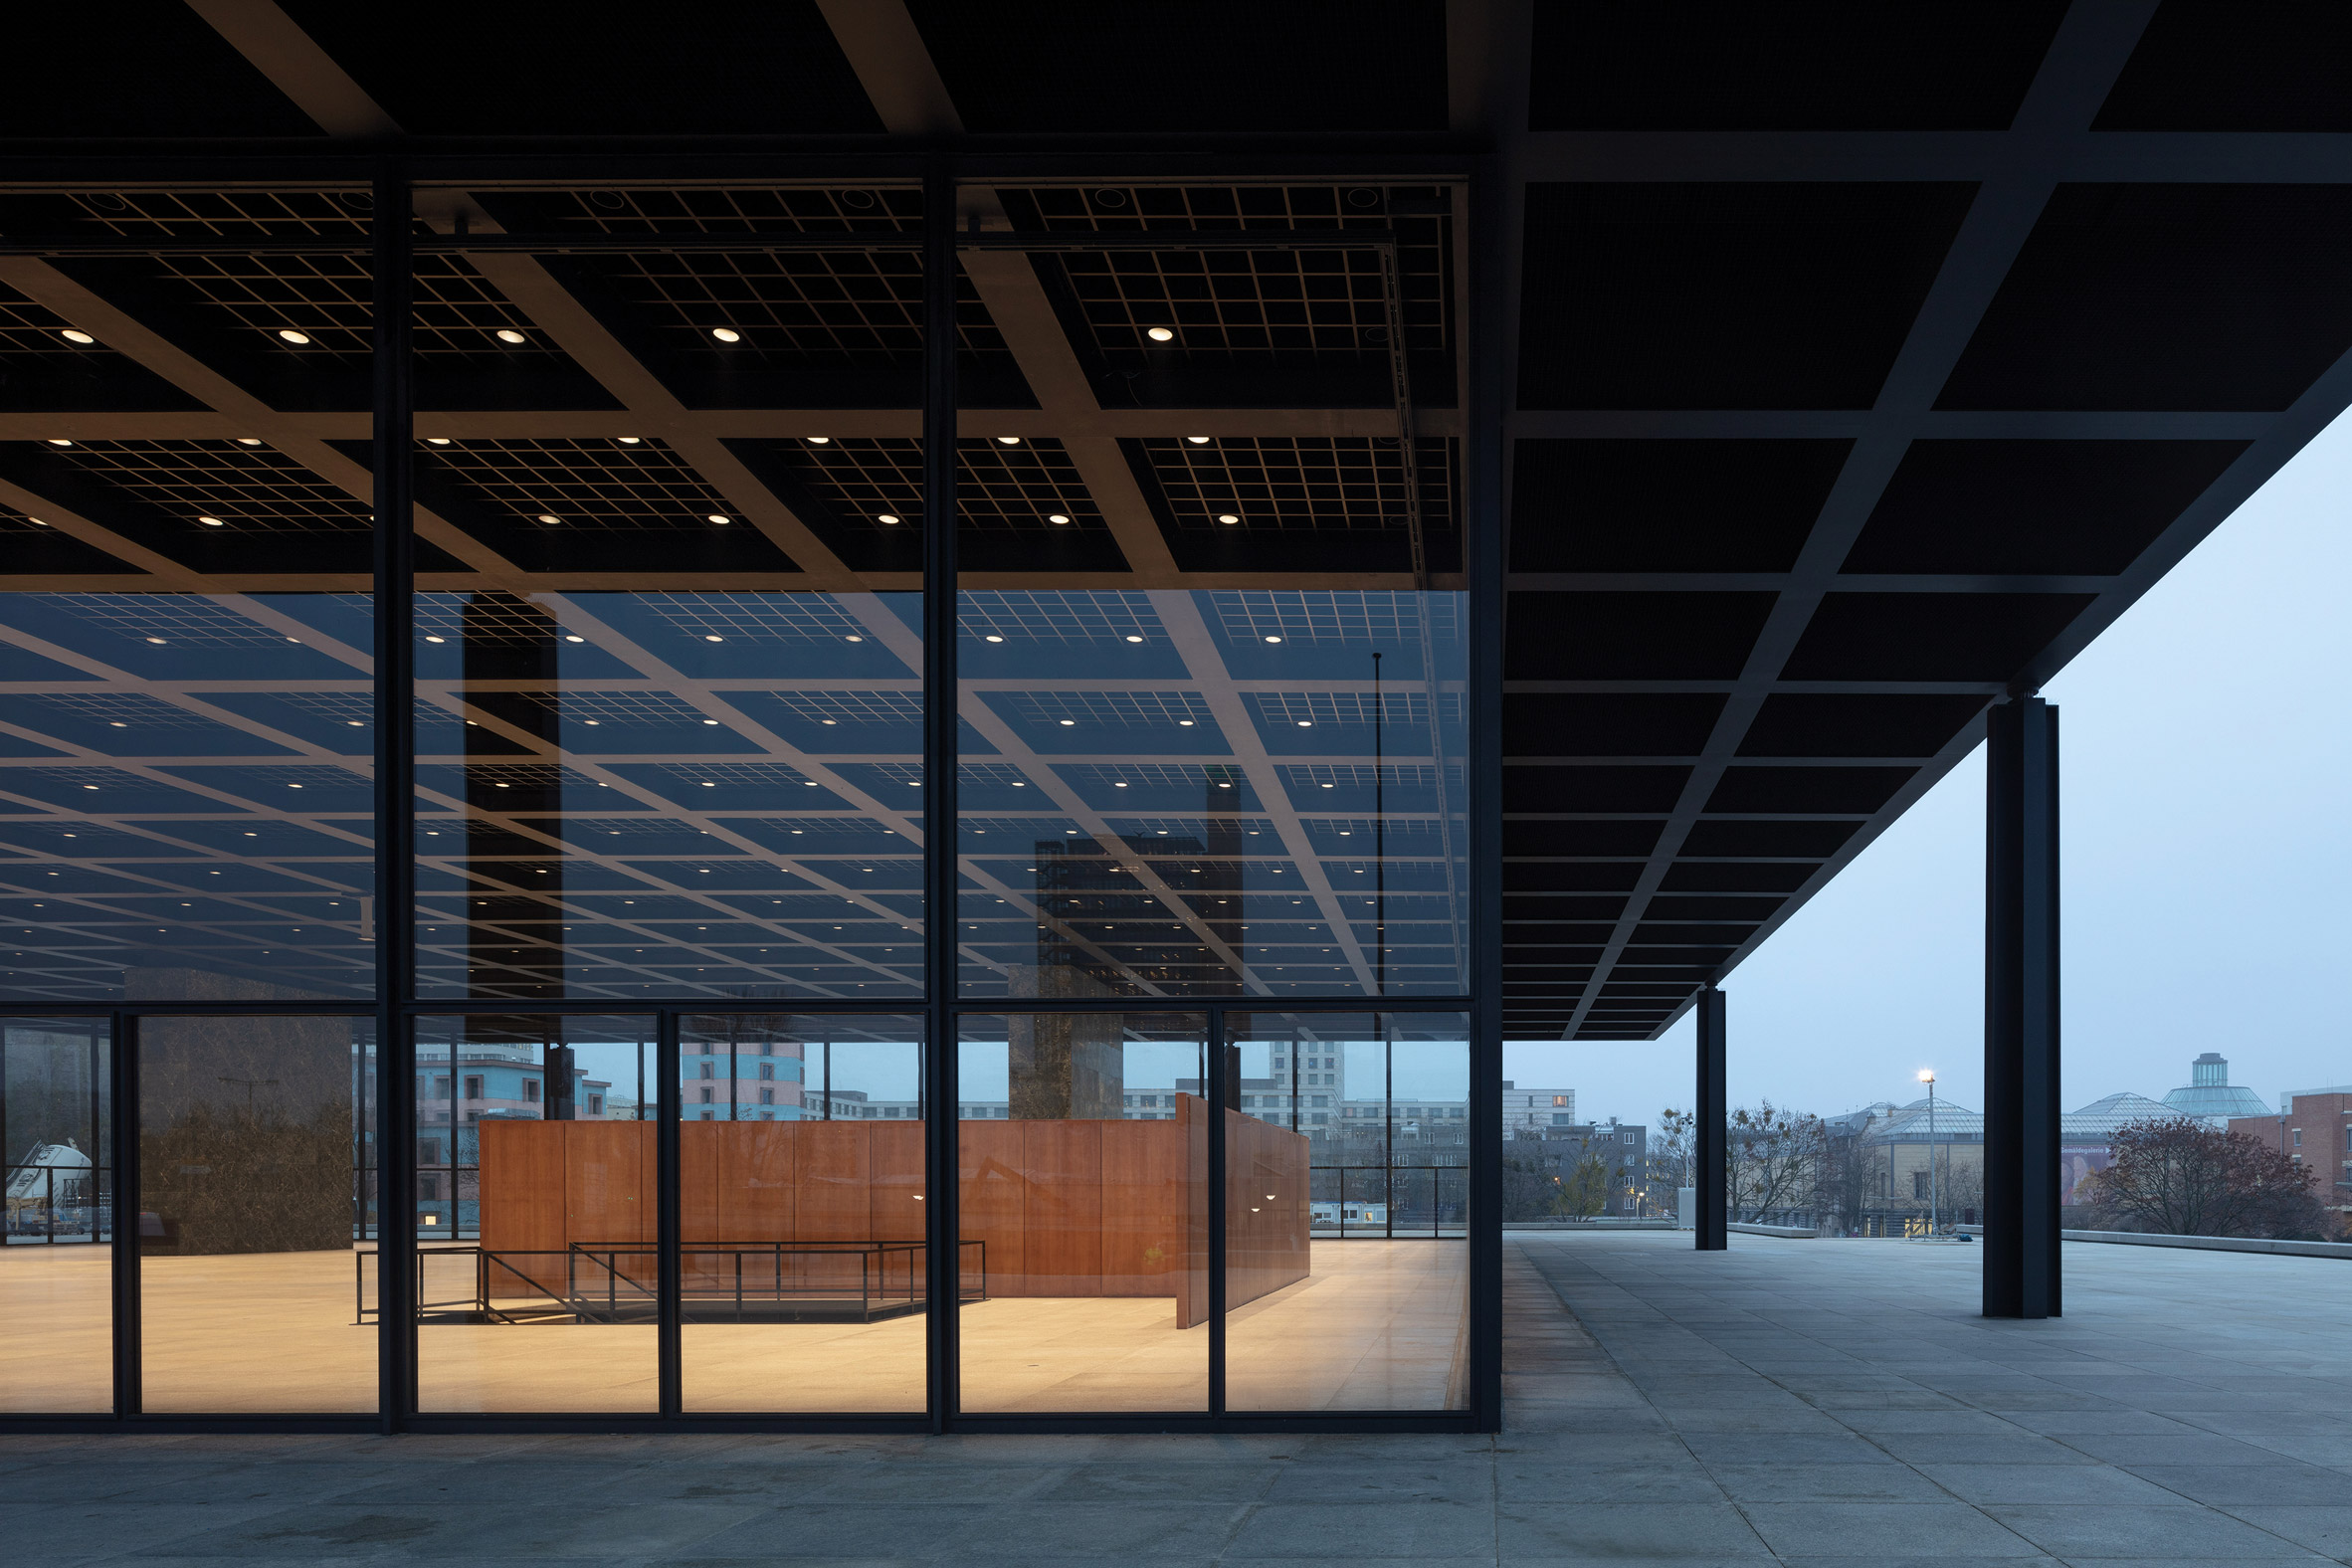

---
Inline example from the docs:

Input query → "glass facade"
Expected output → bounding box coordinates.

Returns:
[0,173,1490,1430]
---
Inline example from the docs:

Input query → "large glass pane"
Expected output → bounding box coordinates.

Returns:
[1224,1011,1470,1411]
[403,182,926,1001]
[957,1012,1206,1413]
[678,1012,926,1413]
[0,1016,111,1411]
[137,1013,374,1412]
[953,181,1468,1001]
[411,1013,655,1413]
[0,188,377,1004]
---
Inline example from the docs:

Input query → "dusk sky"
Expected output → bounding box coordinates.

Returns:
[1518,410,2352,1130]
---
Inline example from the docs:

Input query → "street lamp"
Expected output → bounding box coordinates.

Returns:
[1917,1070,1937,1237]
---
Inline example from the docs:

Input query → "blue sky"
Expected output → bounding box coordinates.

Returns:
[1515,411,2352,1129]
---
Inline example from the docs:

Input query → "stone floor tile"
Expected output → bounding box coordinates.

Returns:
[1985,1504,2308,1559]
[1495,1500,1770,1558]
[1736,1502,2044,1558]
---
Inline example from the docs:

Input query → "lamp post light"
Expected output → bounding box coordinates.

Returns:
[1917,1070,1937,1238]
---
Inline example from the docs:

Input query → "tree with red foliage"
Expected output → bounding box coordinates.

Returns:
[2083,1116,2336,1241]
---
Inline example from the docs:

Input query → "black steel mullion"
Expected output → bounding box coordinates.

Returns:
[1206,1011,1227,1421]
[657,1010,683,1415]
[109,1010,139,1418]
[921,160,961,1435]
[1466,152,1507,1433]
[370,163,419,1437]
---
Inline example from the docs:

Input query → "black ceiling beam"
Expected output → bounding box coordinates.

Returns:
[1553,2,2159,1039]
[0,229,1402,259]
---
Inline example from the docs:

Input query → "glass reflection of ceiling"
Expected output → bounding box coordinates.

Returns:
[1,180,1469,1007]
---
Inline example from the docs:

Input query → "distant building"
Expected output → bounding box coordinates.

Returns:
[1500,1082,1576,1136]
[1508,1121,1650,1217]
[2161,1053,2268,1126]
[1838,1087,2181,1234]
[2230,1084,2352,1222]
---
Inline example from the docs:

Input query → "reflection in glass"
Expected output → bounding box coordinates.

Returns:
[137,1014,374,1412]
[1224,1012,1469,1411]
[413,589,923,1000]
[0,1017,111,1411]
[957,589,1468,999]
[0,591,378,1003]
[412,1014,656,1413]
[680,1014,926,1412]
[958,1013,1206,1413]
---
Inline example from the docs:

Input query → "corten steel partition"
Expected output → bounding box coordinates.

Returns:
[1984,697,2060,1320]
[0,158,1495,1435]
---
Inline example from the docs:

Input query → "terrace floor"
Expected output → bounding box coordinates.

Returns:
[6,1231,2352,1564]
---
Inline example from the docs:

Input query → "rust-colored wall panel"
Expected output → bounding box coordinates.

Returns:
[478,1118,567,1296]
[1020,1118,1104,1297]
[959,1119,1027,1288]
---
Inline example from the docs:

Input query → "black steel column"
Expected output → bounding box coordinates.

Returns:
[109,1011,138,1417]
[1696,987,1726,1251]
[919,159,960,1433]
[370,165,418,1432]
[1465,156,1505,1435]
[656,1011,682,1413]
[1984,696,2060,1319]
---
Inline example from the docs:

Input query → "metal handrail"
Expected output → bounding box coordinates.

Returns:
[2,1162,110,1244]
[1307,1163,1470,1240]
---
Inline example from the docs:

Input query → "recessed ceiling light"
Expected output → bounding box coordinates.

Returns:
[60,329,95,345]
[425,437,451,446]
[424,634,445,644]
[236,437,265,447]
[1124,635,1143,644]
[1186,435,1210,445]
[278,329,310,344]
[1179,719,1194,726]
[1059,719,1076,726]
[1146,327,1175,342]
[707,513,731,524]
[996,436,1021,446]
[807,436,830,444]
[1113,781,1127,788]
[46,438,71,447]
[1219,513,1240,524]
[24,517,46,526]
[536,513,561,524]
[983,634,1003,643]
[821,718,836,725]
[618,436,642,444]
[1011,781,1026,787]
[563,634,585,644]
[1266,635,1282,644]
[109,720,126,728]
[701,718,719,726]
[711,327,741,342]
[584,719,600,726]
[1296,719,1313,727]
[704,634,723,643]
[197,515,225,527]
[145,637,166,645]
[700,781,716,788]
[1321,782,1334,789]
[494,328,526,344]
[878,512,900,524]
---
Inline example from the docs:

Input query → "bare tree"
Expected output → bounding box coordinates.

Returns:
[1653,1106,1693,1193]
[2083,1117,2335,1240]
[1726,1100,1827,1224]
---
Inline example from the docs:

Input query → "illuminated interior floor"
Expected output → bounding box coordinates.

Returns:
[0,1240,1466,1415]
[0,1244,112,1413]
